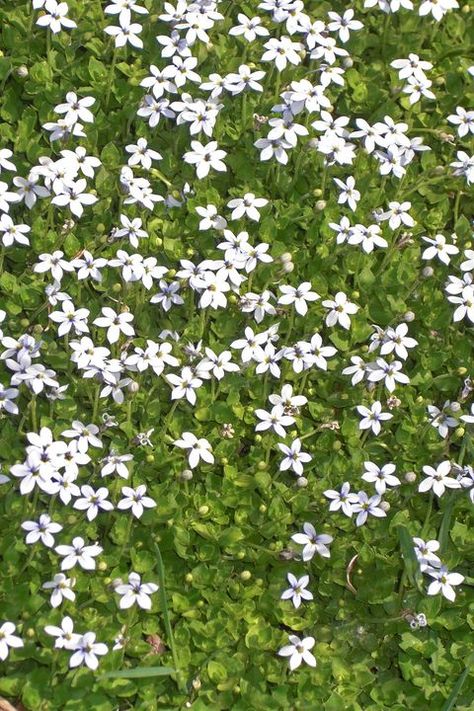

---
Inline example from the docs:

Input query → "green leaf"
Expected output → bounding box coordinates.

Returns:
[99,667,175,680]
[397,525,422,589]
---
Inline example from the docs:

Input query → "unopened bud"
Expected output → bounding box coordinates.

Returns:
[405,471,416,483]
[296,476,308,488]
[380,500,390,512]
[404,311,415,322]
[280,252,292,264]
[180,469,193,481]
[240,570,251,581]
[283,261,294,273]
[342,57,353,69]
[16,65,28,78]
[315,200,326,211]
[127,381,139,393]
[422,266,434,278]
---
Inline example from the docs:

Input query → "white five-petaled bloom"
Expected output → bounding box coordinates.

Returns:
[426,566,464,602]
[174,432,214,469]
[261,37,304,72]
[380,201,414,230]
[280,573,313,609]
[126,137,162,169]
[21,513,62,548]
[357,401,393,435]
[352,491,387,526]
[278,635,316,671]
[44,616,80,650]
[51,178,98,218]
[322,291,359,329]
[104,15,143,48]
[324,481,358,517]
[93,307,135,344]
[55,536,103,570]
[42,573,76,608]
[73,485,114,521]
[422,234,459,265]
[183,140,227,179]
[115,572,159,610]
[291,523,333,561]
[0,622,23,661]
[227,193,268,222]
[278,282,320,316]
[36,0,77,34]
[69,632,108,670]
[419,461,461,498]
[413,537,441,571]
[447,107,474,138]
[166,366,202,405]
[229,13,269,42]
[0,214,30,247]
[367,358,410,392]
[117,484,156,519]
[278,438,312,476]
[49,300,90,337]
[333,176,360,212]
[254,405,295,438]
[362,461,401,495]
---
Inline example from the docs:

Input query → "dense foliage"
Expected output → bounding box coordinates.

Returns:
[0,1,473,709]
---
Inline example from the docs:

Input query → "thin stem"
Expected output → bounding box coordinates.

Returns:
[105,47,118,111]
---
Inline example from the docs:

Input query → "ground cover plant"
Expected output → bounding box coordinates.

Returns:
[0,0,473,709]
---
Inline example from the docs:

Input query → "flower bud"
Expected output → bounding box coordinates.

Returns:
[112,282,122,293]
[16,65,28,78]
[455,427,465,438]
[257,461,267,471]
[380,500,390,512]
[185,573,193,583]
[315,200,327,211]
[198,505,209,516]
[146,454,155,463]
[450,401,461,412]
[280,252,292,264]
[180,469,193,481]
[240,570,251,581]
[404,311,415,322]
[98,561,107,571]
[457,367,468,376]
[259,504,267,513]
[283,261,294,273]
[26,628,35,638]
[405,471,416,483]
[127,381,139,394]
[433,165,444,176]
[296,476,308,488]
[422,266,434,278]
[308,138,319,149]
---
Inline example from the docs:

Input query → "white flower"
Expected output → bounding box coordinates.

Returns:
[0,214,30,247]
[21,513,62,548]
[447,107,474,138]
[101,452,133,479]
[174,432,214,469]
[254,405,295,438]
[261,37,304,72]
[73,485,114,521]
[55,536,103,570]
[104,15,143,48]
[278,282,320,316]
[117,485,156,519]
[36,0,77,34]
[44,616,80,650]
[278,438,312,476]
[352,491,386,526]
[322,291,359,329]
[0,622,23,661]
[419,461,461,498]
[115,572,158,610]
[229,14,269,42]
[366,358,410,392]
[166,367,202,405]
[426,566,464,602]
[422,234,459,265]
[183,140,227,179]
[195,204,227,231]
[380,201,414,230]
[291,523,333,561]
[324,481,358,517]
[362,461,400,495]
[49,300,90,337]
[227,193,268,222]
[280,573,313,609]
[412,537,441,571]
[69,632,108,670]
[357,401,393,435]
[42,573,76,608]
[93,307,135,344]
[55,93,95,124]
[333,176,360,211]
[278,635,316,671]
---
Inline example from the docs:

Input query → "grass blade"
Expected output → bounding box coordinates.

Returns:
[100,666,176,680]
[441,667,469,711]
[153,540,186,692]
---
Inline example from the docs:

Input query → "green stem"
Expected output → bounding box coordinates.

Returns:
[105,47,118,110]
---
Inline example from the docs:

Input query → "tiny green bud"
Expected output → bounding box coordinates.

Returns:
[98,561,107,571]
[20,318,29,329]
[455,427,465,438]
[146,454,155,463]
[257,461,267,471]
[259,504,267,513]
[240,570,251,581]
[96,223,106,234]
[155,237,163,247]
[167,268,176,278]
[332,440,342,452]
[185,573,193,583]
[26,628,35,638]
[198,505,209,516]
[457,367,468,376]
[112,282,122,293]
[255,434,263,443]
